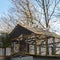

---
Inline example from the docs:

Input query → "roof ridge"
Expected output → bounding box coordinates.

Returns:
[18,23,60,38]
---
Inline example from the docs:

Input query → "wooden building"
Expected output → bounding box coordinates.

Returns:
[9,23,60,60]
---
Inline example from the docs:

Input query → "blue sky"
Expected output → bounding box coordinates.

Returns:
[0,0,11,16]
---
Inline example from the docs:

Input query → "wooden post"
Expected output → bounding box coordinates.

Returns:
[34,41,37,55]
[39,45,41,55]
[52,37,56,55]
[26,43,29,54]
[46,38,49,55]
[34,39,37,55]
[11,41,14,55]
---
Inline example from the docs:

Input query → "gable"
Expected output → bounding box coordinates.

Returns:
[9,24,33,39]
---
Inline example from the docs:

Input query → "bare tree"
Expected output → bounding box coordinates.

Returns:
[0,14,18,33]
[10,0,46,28]
[0,0,60,33]
[35,0,60,30]
[9,0,60,31]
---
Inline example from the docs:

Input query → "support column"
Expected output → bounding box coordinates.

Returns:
[52,37,56,55]
[11,41,14,55]
[34,39,37,55]
[34,37,37,55]
[46,38,49,55]
[39,45,41,55]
